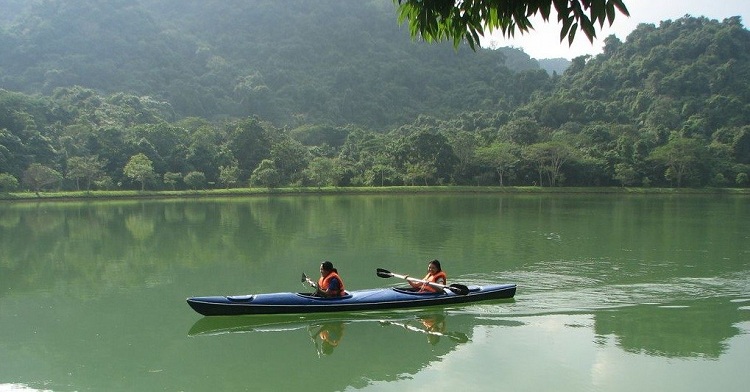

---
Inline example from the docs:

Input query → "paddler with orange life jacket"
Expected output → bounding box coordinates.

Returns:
[406,259,447,293]
[316,261,346,297]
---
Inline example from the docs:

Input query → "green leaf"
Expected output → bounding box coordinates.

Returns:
[591,0,605,22]
[606,2,615,24]
[611,0,630,17]
[567,22,578,45]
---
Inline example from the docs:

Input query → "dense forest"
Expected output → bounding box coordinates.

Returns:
[0,0,749,192]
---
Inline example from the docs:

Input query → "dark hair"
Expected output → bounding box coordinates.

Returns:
[429,259,441,272]
[321,261,337,273]
[321,341,335,355]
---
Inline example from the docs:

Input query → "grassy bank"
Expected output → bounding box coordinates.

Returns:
[2,186,749,202]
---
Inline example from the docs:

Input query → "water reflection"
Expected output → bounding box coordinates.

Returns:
[1,195,749,391]
[188,312,471,354]
[593,296,750,358]
[181,312,477,389]
[310,322,346,356]
[378,314,470,345]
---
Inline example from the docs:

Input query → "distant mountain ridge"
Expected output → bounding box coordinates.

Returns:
[0,0,545,128]
[537,58,571,75]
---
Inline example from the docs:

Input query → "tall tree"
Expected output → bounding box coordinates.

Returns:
[227,117,272,178]
[250,159,281,188]
[392,130,458,185]
[303,156,342,188]
[270,137,310,185]
[123,153,155,191]
[524,141,576,186]
[0,172,19,192]
[218,162,240,189]
[66,155,106,190]
[184,171,206,190]
[648,135,705,187]
[22,163,62,193]
[475,142,520,186]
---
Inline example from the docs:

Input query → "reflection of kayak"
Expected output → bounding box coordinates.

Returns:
[188,312,473,360]
[187,311,467,342]
[188,314,354,336]
[379,317,470,344]
[187,284,516,316]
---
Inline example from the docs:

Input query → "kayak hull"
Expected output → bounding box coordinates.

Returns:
[187,284,516,316]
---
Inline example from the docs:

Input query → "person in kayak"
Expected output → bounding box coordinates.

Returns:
[316,261,346,297]
[407,259,447,293]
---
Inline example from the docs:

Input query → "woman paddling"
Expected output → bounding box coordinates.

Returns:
[315,261,346,297]
[407,259,447,293]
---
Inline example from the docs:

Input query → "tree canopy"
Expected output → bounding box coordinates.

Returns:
[394,0,630,49]
[0,2,748,192]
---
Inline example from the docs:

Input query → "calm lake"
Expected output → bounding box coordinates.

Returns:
[1,193,749,392]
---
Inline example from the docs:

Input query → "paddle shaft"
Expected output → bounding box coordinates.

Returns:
[380,320,469,343]
[376,268,469,295]
[389,272,449,293]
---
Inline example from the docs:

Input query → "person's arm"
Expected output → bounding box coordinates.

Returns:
[405,275,421,288]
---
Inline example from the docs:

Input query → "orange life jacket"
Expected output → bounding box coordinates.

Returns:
[418,271,447,293]
[319,330,340,346]
[318,271,346,296]
[421,317,445,332]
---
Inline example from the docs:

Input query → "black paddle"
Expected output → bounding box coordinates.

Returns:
[376,268,470,295]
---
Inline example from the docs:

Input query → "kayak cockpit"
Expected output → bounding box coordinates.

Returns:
[226,295,255,302]
[391,287,447,295]
[295,293,354,300]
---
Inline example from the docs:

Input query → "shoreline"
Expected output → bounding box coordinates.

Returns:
[2,186,749,202]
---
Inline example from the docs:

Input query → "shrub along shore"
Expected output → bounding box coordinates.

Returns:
[2,186,749,202]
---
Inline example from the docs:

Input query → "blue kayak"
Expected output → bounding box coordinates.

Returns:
[187,283,516,316]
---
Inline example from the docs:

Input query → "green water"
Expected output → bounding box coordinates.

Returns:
[1,194,748,391]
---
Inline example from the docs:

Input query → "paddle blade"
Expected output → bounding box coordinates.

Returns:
[447,284,470,295]
[301,273,308,283]
[376,268,394,278]
[446,331,470,343]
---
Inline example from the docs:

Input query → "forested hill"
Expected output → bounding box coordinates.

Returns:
[0,1,749,192]
[0,0,543,128]
[553,15,750,129]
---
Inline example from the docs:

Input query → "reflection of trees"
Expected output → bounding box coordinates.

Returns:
[125,214,155,241]
[0,199,286,297]
[2,195,748,304]
[183,204,207,223]
[23,205,66,233]
[0,208,20,228]
[594,298,750,358]
[219,202,241,230]
[245,195,459,257]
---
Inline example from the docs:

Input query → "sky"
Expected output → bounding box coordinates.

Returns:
[480,0,750,60]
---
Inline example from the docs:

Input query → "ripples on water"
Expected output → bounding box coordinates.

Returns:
[0,384,50,392]
[454,267,750,319]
